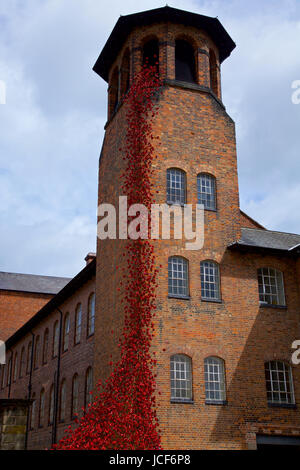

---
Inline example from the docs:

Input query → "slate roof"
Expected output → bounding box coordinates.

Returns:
[0,271,71,295]
[5,258,96,348]
[229,228,300,253]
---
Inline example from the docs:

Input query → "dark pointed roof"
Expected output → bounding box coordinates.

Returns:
[0,271,71,295]
[93,6,236,82]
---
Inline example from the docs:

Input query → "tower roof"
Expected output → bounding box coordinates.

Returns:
[93,6,236,82]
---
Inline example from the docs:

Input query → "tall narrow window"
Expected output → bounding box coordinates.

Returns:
[170,354,192,402]
[87,294,95,337]
[26,341,32,374]
[39,388,45,427]
[209,49,218,95]
[60,379,66,421]
[19,347,25,378]
[30,394,36,430]
[74,304,82,344]
[34,335,40,369]
[42,329,49,365]
[265,361,295,405]
[200,261,221,301]
[167,168,186,205]
[168,256,189,298]
[13,352,18,382]
[175,39,196,83]
[71,374,79,418]
[62,313,70,352]
[7,357,12,386]
[204,357,226,403]
[53,320,59,358]
[49,384,55,425]
[109,67,119,117]
[257,268,285,306]
[197,173,216,210]
[85,367,93,409]
[1,365,5,389]
[120,49,130,97]
[143,39,159,73]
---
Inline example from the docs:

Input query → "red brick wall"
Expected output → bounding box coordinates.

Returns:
[0,277,95,450]
[94,20,300,450]
[0,290,53,341]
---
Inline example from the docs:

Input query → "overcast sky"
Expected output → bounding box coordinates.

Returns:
[0,0,300,277]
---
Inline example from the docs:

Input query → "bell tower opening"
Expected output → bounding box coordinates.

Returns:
[175,39,196,83]
[142,39,159,73]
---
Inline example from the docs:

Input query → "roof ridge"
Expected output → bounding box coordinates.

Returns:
[242,227,300,237]
[0,271,71,279]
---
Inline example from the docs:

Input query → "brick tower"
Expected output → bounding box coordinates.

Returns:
[93,6,300,449]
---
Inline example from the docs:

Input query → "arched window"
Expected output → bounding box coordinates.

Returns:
[49,384,55,425]
[109,67,119,117]
[209,49,218,95]
[200,260,221,301]
[13,352,18,382]
[197,173,216,210]
[265,361,295,405]
[120,49,130,97]
[85,367,93,409]
[39,388,45,427]
[53,320,59,357]
[175,39,196,83]
[204,357,226,403]
[167,168,186,205]
[74,304,82,345]
[71,374,79,418]
[87,293,95,337]
[59,379,66,421]
[19,347,25,378]
[30,393,36,430]
[34,335,40,369]
[168,256,189,298]
[143,39,159,73]
[62,313,70,352]
[170,354,192,402]
[257,268,286,306]
[26,341,32,374]
[42,329,49,365]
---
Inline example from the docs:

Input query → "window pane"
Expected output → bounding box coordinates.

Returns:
[167,169,186,204]
[197,174,216,210]
[204,357,226,402]
[257,268,285,306]
[170,354,192,401]
[265,361,294,404]
[200,261,220,300]
[168,257,188,297]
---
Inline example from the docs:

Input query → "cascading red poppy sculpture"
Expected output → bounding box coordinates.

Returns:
[53,64,162,450]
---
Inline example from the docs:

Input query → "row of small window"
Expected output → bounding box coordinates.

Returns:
[29,368,93,430]
[171,355,296,406]
[169,257,286,306]
[167,169,217,210]
[0,293,95,388]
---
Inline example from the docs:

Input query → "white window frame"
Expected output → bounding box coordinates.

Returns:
[258,268,286,306]
[197,173,216,210]
[204,357,226,403]
[167,168,186,205]
[200,261,221,301]
[265,361,295,405]
[168,256,189,298]
[170,354,192,402]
